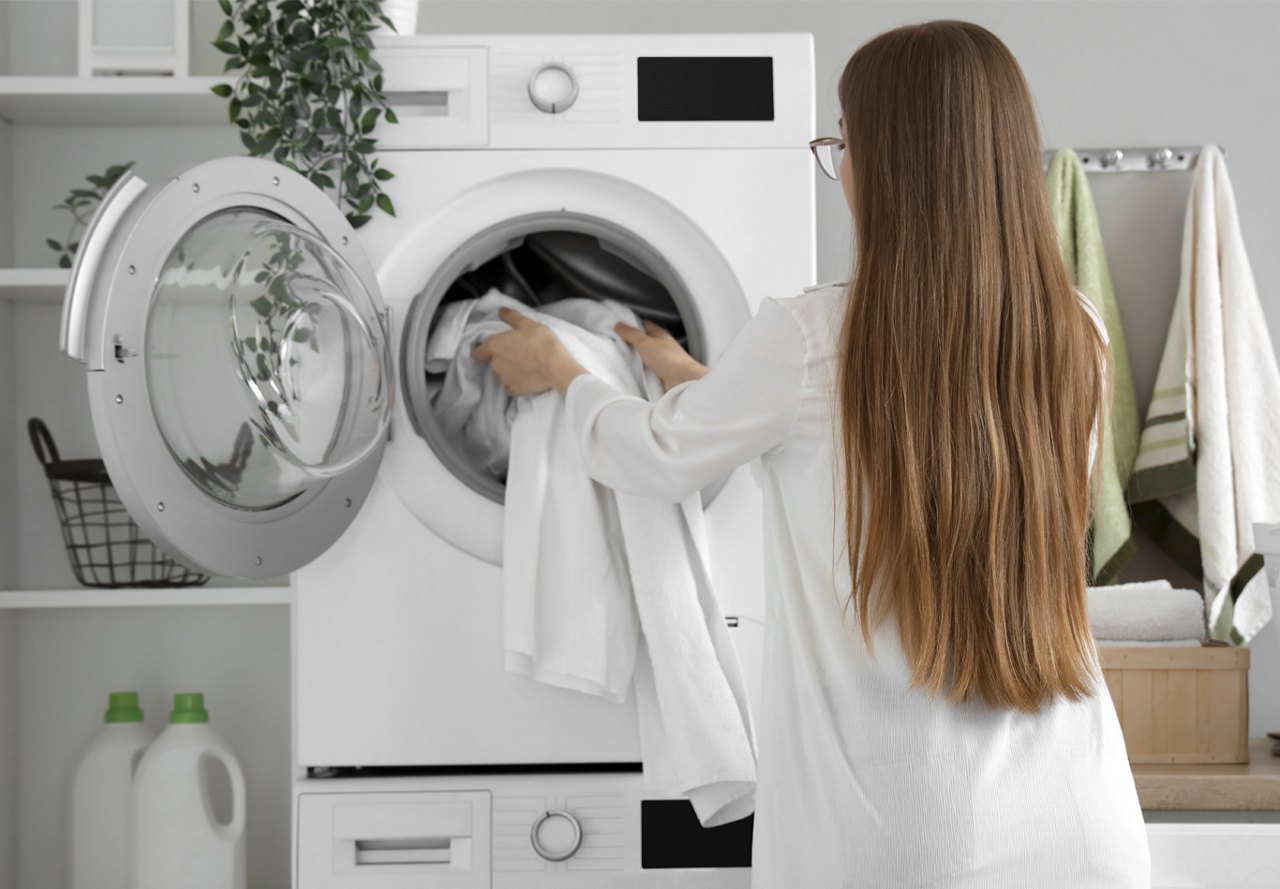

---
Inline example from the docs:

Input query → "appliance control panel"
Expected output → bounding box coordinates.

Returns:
[372,33,813,151]
[297,772,752,887]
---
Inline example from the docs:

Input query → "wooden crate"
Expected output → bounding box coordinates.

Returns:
[1099,645,1250,764]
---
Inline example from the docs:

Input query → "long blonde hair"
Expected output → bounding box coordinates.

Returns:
[837,21,1107,713]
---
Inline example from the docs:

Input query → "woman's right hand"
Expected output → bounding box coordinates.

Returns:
[615,320,709,392]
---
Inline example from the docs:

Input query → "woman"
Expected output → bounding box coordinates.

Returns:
[475,20,1150,888]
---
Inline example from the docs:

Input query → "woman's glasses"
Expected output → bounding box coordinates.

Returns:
[809,137,845,182]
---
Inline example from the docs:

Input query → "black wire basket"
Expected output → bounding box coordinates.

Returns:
[28,418,209,588]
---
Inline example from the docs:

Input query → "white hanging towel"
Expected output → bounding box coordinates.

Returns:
[428,290,757,826]
[1127,145,1280,642]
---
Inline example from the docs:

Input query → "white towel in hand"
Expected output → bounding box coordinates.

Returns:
[1128,146,1280,642]
[428,290,757,826]
[1086,581,1206,641]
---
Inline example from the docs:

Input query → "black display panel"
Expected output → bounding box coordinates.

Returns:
[637,57,774,122]
[640,799,753,868]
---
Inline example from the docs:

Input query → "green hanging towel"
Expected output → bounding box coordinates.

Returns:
[1047,148,1140,583]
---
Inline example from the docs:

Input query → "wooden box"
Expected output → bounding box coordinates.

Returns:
[1099,644,1250,764]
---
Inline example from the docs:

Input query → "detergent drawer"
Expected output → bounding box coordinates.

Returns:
[299,790,492,888]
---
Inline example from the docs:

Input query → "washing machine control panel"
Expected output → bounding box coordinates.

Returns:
[296,773,753,887]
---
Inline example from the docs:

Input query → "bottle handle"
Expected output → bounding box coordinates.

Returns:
[203,746,247,841]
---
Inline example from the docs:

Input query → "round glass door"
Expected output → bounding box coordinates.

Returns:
[146,209,392,511]
[64,156,391,579]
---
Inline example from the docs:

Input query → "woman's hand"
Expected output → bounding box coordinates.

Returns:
[615,320,709,391]
[473,307,587,396]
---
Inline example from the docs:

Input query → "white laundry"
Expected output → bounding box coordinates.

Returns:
[427,289,757,827]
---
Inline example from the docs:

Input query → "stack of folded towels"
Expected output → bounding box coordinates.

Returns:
[1087,580,1206,647]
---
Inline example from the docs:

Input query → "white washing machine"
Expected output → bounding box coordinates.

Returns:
[60,34,814,886]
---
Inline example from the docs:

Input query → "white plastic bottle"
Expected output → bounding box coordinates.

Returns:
[131,692,246,889]
[69,691,155,889]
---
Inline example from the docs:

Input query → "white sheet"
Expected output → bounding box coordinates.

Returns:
[427,289,757,826]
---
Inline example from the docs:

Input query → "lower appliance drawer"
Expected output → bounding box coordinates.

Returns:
[296,773,753,887]
[299,790,492,888]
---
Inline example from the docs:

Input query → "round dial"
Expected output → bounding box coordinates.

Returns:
[528,62,579,114]
[530,810,583,861]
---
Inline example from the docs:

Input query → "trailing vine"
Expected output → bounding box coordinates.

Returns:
[210,0,398,229]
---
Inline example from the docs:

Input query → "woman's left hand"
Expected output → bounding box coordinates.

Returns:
[473,306,587,396]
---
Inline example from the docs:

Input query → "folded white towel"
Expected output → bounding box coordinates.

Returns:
[1094,639,1204,648]
[1086,581,1205,641]
[1128,145,1280,642]
[428,290,757,826]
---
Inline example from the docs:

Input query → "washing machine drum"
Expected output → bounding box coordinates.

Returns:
[404,224,705,504]
[443,231,687,344]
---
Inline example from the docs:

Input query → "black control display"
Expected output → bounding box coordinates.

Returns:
[637,57,774,122]
[640,799,753,868]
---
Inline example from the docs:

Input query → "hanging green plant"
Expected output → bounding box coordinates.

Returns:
[210,0,398,229]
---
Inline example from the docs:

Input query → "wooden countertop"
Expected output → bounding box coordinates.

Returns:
[1134,738,1280,810]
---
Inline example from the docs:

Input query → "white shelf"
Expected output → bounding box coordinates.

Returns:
[0,586,292,609]
[0,76,232,126]
[0,268,70,303]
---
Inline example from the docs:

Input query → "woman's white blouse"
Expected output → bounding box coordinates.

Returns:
[564,283,1150,889]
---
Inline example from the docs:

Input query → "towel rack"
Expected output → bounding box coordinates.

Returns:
[1041,145,1224,173]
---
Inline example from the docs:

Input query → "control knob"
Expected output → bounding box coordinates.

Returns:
[530,809,583,861]
[528,62,579,114]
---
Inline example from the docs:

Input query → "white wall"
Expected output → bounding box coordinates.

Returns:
[0,3,17,884]
[413,0,1280,734]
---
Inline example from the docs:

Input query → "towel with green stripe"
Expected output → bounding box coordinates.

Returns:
[1127,145,1280,643]
[1047,148,1140,584]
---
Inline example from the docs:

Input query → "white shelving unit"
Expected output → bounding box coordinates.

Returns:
[0,76,231,126]
[0,267,69,303]
[0,53,291,889]
[0,586,293,609]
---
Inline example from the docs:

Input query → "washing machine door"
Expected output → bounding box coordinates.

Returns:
[61,157,393,580]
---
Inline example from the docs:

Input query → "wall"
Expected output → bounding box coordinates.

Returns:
[0,0,18,883]
[415,0,1280,734]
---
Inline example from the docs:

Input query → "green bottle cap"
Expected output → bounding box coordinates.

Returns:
[170,692,209,725]
[104,691,144,724]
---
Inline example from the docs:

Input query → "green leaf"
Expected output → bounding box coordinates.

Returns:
[348,213,371,229]
[254,129,280,155]
[375,193,395,217]
[354,139,376,154]
[250,296,272,317]
[218,0,232,14]
[211,82,234,98]
[228,97,241,124]
[240,130,256,152]
[359,107,379,133]
[356,193,374,215]
[373,167,394,181]
[59,255,72,269]
[384,108,398,125]
[213,39,239,55]
[291,327,312,343]
[242,337,258,352]
[216,20,234,44]
[46,238,61,250]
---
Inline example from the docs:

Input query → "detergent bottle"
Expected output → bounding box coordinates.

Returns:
[69,691,155,889]
[131,692,246,889]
